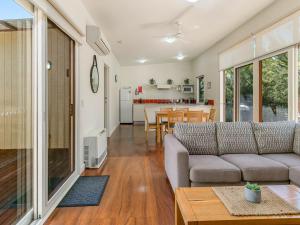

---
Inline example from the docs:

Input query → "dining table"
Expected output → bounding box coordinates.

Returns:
[155,111,210,144]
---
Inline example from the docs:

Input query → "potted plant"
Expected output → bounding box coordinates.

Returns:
[149,78,156,85]
[244,182,261,203]
[184,78,190,84]
[167,79,173,85]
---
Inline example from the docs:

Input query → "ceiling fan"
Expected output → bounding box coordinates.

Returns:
[152,22,190,44]
[140,4,195,30]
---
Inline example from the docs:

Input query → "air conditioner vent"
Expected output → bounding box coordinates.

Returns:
[86,25,110,56]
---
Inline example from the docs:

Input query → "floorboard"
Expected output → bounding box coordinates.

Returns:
[45,125,174,225]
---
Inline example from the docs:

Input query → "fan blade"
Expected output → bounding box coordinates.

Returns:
[140,21,169,29]
[169,5,194,24]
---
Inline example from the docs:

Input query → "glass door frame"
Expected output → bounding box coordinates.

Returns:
[257,49,290,122]
[35,7,80,224]
[233,62,254,122]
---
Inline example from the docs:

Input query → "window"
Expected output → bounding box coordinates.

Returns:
[224,68,234,122]
[260,52,288,122]
[0,0,34,224]
[236,64,253,121]
[197,76,204,103]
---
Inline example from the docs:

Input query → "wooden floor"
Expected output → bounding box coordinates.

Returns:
[46,125,175,225]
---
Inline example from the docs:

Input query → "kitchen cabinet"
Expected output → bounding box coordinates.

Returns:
[133,104,145,122]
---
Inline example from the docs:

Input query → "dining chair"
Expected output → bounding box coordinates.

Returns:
[144,109,157,141]
[187,111,203,123]
[166,111,184,134]
[160,107,173,112]
[208,108,217,122]
[159,108,173,132]
[175,108,189,112]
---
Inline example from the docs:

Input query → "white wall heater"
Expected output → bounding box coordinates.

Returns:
[84,129,107,168]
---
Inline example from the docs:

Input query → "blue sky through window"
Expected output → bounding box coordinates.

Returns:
[0,0,32,20]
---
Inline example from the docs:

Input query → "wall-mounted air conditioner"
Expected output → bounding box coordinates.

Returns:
[86,25,110,56]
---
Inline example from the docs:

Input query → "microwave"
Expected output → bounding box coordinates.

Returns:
[182,85,194,93]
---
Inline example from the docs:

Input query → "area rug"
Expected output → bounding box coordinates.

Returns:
[212,186,300,216]
[58,176,109,207]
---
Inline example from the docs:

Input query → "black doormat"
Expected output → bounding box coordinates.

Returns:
[58,176,109,207]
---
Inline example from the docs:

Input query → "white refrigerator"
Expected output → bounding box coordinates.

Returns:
[120,87,133,123]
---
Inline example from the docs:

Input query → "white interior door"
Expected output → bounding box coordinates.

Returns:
[104,65,109,135]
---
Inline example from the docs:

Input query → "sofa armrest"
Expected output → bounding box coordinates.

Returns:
[164,134,190,190]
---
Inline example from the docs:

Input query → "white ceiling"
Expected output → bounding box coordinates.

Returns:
[83,0,275,66]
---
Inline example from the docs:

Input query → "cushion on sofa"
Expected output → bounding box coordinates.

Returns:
[216,122,258,155]
[293,123,300,155]
[189,155,241,183]
[174,123,218,155]
[289,166,300,186]
[221,154,289,182]
[262,153,300,168]
[252,121,295,154]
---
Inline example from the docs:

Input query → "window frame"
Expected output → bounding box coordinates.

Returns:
[196,75,205,104]
[221,46,297,122]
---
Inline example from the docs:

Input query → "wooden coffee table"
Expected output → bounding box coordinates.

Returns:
[175,185,300,225]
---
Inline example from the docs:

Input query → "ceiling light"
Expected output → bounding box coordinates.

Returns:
[138,59,147,64]
[185,0,199,2]
[176,54,185,60]
[164,36,176,44]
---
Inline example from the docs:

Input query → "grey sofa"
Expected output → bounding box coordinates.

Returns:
[164,121,300,190]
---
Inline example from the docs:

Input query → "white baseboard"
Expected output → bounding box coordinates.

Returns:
[80,163,85,174]
[109,123,119,137]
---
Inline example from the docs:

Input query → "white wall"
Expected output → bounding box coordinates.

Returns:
[120,61,194,100]
[192,0,300,121]
[49,0,121,171]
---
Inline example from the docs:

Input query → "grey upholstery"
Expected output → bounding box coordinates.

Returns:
[216,122,258,155]
[164,121,300,189]
[262,153,300,168]
[174,123,218,155]
[164,134,189,190]
[221,154,289,182]
[293,123,300,155]
[290,166,300,186]
[252,121,295,154]
[189,155,241,183]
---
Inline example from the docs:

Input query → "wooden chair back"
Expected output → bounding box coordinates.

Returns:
[144,109,150,125]
[160,107,173,111]
[187,111,203,123]
[167,111,184,130]
[175,108,189,113]
[208,108,217,122]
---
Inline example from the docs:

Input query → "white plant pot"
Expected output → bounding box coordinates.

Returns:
[244,187,261,203]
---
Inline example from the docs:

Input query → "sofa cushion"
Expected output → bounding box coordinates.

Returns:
[189,155,241,183]
[252,121,295,154]
[289,166,300,186]
[216,122,258,155]
[262,153,300,168]
[293,123,300,155]
[174,123,218,155]
[221,154,289,182]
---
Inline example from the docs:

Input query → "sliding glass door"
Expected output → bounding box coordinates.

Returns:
[47,19,75,198]
[260,52,288,122]
[0,1,34,224]
[236,64,253,121]
[224,68,234,122]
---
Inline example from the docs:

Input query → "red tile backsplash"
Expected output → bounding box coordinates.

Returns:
[133,99,201,104]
